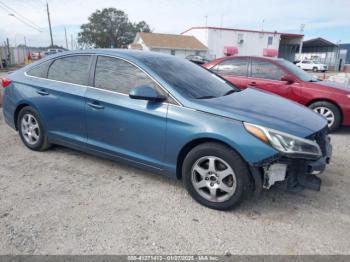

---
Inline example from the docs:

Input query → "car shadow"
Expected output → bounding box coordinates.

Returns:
[48,145,349,217]
[332,126,350,135]
[49,144,181,186]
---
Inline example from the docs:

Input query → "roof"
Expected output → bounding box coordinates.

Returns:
[137,32,208,50]
[181,26,304,38]
[212,55,283,63]
[303,37,338,48]
[340,43,350,48]
[35,49,185,63]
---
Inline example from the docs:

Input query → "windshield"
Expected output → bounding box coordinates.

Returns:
[140,56,238,99]
[277,59,320,82]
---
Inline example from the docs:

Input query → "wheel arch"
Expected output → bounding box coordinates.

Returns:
[13,101,44,130]
[176,137,247,180]
[307,98,343,123]
[14,103,30,130]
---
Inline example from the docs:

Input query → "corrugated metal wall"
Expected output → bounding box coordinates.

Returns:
[0,46,29,65]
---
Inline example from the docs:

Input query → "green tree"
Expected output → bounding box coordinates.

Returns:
[78,8,151,48]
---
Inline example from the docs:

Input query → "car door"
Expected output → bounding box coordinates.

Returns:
[248,58,301,101]
[301,61,312,70]
[25,55,92,146]
[210,58,249,89]
[84,55,169,169]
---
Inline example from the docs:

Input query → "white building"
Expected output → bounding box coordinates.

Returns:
[129,32,208,58]
[181,26,303,61]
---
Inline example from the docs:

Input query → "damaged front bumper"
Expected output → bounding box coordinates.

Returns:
[250,133,332,195]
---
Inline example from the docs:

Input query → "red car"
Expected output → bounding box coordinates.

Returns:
[204,56,350,131]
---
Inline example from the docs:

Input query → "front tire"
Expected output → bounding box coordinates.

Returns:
[17,106,50,151]
[309,101,341,132]
[182,142,251,210]
[312,67,318,72]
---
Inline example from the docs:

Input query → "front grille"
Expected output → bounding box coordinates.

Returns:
[307,127,328,156]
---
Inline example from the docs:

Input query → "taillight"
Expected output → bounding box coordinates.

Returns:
[1,78,11,88]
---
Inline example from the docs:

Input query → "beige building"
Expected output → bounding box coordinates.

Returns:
[129,32,208,58]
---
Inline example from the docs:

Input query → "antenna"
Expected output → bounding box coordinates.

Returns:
[262,19,265,31]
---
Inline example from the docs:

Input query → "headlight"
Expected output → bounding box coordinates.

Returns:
[244,122,321,158]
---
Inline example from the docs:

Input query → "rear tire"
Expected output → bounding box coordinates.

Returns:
[312,67,318,72]
[182,142,251,210]
[309,101,341,132]
[17,106,50,151]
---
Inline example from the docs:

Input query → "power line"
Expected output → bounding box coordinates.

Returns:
[0,1,42,31]
[32,0,46,5]
[23,0,46,12]
[8,13,42,33]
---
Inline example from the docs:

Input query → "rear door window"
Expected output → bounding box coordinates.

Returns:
[47,55,91,85]
[94,56,163,95]
[250,60,285,81]
[212,58,248,77]
[27,60,51,78]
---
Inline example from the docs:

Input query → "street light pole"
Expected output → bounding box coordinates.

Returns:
[64,27,68,49]
[46,1,54,47]
[298,24,305,58]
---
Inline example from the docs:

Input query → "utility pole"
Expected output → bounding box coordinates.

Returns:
[336,40,342,71]
[204,15,208,46]
[6,38,11,65]
[24,36,28,60]
[64,27,68,49]
[71,34,73,50]
[46,1,54,47]
[298,24,305,58]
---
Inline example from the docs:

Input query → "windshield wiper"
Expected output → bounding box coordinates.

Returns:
[223,89,236,96]
[196,95,217,99]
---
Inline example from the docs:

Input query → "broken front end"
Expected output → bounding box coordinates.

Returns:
[245,124,332,194]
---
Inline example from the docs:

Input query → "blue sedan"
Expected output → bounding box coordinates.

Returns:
[1,49,332,210]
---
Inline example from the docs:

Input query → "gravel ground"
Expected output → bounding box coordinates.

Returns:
[1,109,350,255]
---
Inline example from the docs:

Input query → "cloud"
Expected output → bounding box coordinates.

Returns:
[0,0,349,47]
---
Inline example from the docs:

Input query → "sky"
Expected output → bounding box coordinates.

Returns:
[0,0,350,48]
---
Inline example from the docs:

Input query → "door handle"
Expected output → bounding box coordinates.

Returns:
[87,102,104,110]
[249,81,257,86]
[36,89,49,96]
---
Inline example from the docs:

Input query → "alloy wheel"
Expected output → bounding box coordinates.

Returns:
[313,106,335,128]
[21,113,40,145]
[191,156,237,202]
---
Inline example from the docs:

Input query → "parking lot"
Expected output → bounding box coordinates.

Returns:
[1,104,350,254]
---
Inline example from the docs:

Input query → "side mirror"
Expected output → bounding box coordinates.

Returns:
[129,85,166,102]
[281,75,295,84]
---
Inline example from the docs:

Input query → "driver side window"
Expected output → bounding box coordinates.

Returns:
[94,56,166,96]
[251,60,285,81]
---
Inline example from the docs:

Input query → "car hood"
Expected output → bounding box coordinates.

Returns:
[313,80,350,92]
[190,88,327,138]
